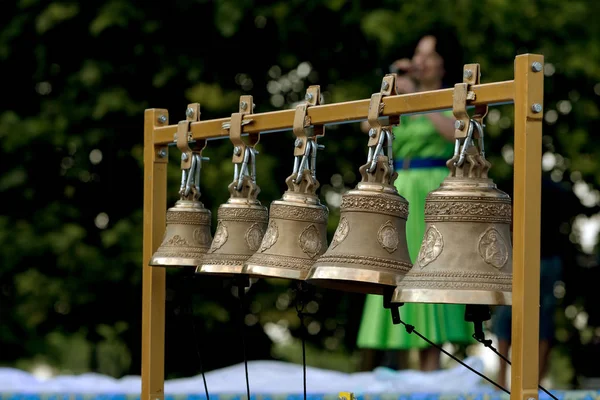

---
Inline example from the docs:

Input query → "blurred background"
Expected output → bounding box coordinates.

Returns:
[2,0,600,391]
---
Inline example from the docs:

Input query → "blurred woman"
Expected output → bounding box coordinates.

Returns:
[357,30,473,371]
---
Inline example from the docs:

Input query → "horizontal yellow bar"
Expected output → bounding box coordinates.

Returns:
[153,80,514,145]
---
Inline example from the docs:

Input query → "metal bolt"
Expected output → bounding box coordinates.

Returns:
[157,115,167,124]
[181,153,189,161]
[305,92,313,102]
[381,81,389,91]
[158,149,167,158]
[454,120,465,130]
[531,62,543,72]
[186,108,194,118]
[464,70,473,79]
[294,138,303,148]
[368,128,377,138]
[527,397,536,400]
[240,101,247,111]
[233,146,242,156]
[531,103,543,113]
[252,103,256,111]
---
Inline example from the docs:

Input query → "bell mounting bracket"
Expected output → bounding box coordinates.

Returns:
[230,95,257,164]
[453,64,488,139]
[293,85,323,156]
[175,102,206,170]
[367,74,399,147]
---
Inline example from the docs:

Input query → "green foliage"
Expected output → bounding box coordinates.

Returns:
[1,0,600,388]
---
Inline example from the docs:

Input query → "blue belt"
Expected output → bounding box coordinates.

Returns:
[394,158,448,170]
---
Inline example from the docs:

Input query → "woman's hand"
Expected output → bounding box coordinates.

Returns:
[395,76,416,94]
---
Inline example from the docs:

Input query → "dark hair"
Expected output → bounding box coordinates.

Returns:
[418,26,464,88]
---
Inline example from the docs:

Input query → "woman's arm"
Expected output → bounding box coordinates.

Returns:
[425,112,455,142]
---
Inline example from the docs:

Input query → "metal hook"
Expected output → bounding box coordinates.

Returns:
[455,121,475,167]
[472,120,486,159]
[367,129,387,173]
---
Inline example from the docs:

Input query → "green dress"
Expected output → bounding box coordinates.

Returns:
[356,113,473,350]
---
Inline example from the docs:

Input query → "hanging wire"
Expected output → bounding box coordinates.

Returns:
[237,282,251,400]
[397,317,510,394]
[472,333,558,400]
[294,282,308,400]
[181,274,210,400]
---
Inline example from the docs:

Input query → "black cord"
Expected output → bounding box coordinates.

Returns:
[238,283,251,400]
[472,334,558,400]
[182,275,210,400]
[294,282,308,400]
[398,318,511,394]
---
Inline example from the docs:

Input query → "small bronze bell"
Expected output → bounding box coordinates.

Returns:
[307,128,412,294]
[198,146,268,275]
[243,138,329,280]
[150,151,212,267]
[393,120,512,305]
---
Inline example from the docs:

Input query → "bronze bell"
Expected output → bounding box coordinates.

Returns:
[150,152,213,267]
[198,147,268,275]
[393,120,513,305]
[307,128,412,294]
[244,138,329,280]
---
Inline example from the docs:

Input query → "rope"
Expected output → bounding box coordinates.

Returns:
[472,333,558,400]
[238,283,251,400]
[397,317,510,394]
[294,282,309,400]
[182,275,210,400]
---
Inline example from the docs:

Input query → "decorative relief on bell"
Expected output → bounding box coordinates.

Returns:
[269,203,328,223]
[424,197,512,223]
[245,223,264,251]
[377,220,399,253]
[340,195,408,218]
[330,217,349,249]
[298,224,322,258]
[478,227,509,269]
[208,222,228,253]
[193,228,211,246]
[417,225,444,268]
[217,207,269,222]
[165,235,189,247]
[259,220,279,252]
[167,209,212,225]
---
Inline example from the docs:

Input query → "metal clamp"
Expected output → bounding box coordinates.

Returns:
[365,74,398,173]
[230,95,257,164]
[229,106,259,191]
[453,64,488,139]
[293,85,324,157]
[176,110,208,199]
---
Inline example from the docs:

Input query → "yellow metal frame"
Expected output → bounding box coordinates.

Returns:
[141,53,544,400]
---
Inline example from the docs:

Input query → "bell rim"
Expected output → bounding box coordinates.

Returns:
[392,287,512,306]
[196,263,245,275]
[148,255,205,268]
[306,265,403,295]
[243,263,309,281]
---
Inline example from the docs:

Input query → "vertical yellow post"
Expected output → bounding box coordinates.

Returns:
[511,54,544,400]
[141,109,169,400]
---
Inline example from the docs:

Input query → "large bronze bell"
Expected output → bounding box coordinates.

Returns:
[150,151,213,267]
[243,137,329,280]
[393,120,512,305]
[198,147,268,275]
[307,128,412,294]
